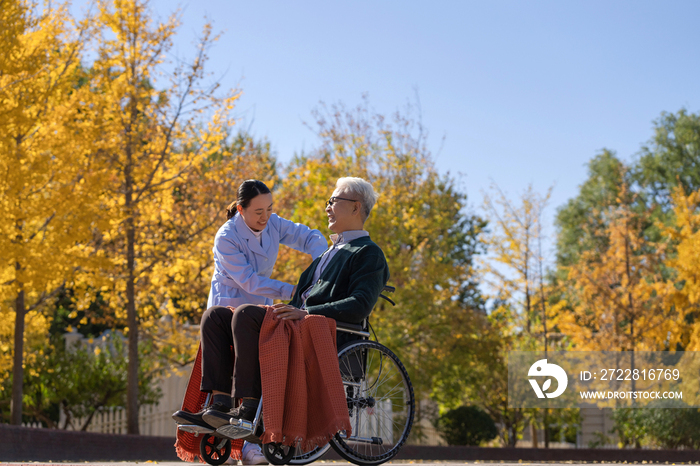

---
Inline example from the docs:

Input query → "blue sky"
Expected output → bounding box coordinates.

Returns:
[75,0,700,257]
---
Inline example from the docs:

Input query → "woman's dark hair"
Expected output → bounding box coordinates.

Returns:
[226,180,272,220]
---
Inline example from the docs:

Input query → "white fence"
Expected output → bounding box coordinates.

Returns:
[21,421,44,429]
[64,372,448,444]
[24,376,607,448]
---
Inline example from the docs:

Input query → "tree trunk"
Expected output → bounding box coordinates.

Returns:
[125,209,140,434]
[81,408,98,431]
[126,214,139,434]
[61,403,72,430]
[10,279,25,425]
[508,423,518,447]
[624,231,636,394]
[525,252,532,334]
[530,420,538,448]
[125,114,139,433]
[538,232,548,355]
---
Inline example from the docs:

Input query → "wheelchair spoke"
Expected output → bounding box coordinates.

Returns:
[374,379,406,402]
[336,341,415,464]
[371,359,397,397]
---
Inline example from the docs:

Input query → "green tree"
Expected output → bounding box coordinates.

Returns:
[640,402,700,449]
[610,408,647,448]
[611,402,700,450]
[555,150,628,267]
[460,302,525,447]
[556,111,700,276]
[437,405,498,446]
[635,109,700,206]
[1,332,161,430]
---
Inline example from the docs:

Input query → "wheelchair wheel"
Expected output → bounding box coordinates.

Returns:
[331,341,415,465]
[262,442,296,465]
[288,442,331,465]
[199,433,231,465]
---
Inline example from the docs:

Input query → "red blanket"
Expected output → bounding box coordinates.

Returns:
[174,345,244,463]
[258,309,352,450]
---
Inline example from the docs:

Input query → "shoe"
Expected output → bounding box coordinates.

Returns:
[172,401,230,428]
[204,398,259,429]
[241,442,268,465]
[223,455,238,465]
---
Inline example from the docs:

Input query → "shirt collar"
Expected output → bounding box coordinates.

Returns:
[244,221,264,238]
[234,213,266,239]
[329,230,369,246]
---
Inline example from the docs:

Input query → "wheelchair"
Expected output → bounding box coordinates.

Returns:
[178,286,415,466]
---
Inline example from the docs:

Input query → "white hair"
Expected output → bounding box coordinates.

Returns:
[336,177,379,219]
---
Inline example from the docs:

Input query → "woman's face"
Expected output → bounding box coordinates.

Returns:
[238,193,273,231]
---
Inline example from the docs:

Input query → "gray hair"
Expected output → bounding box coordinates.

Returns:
[336,177,379,219]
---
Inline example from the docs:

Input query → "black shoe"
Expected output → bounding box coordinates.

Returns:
[172,401,230,428]
[203,399,259,429]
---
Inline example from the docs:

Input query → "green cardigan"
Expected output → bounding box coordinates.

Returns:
[289,236,389,325]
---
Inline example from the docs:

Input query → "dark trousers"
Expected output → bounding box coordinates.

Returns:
[200,304,266,399]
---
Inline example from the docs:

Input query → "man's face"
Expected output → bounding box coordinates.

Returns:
[325,189,360,233]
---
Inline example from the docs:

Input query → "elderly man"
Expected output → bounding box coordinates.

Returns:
[174,176,389,429]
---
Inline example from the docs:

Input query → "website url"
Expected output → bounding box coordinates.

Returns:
[580,390,682,400]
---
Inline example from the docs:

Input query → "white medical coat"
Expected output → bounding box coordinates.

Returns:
[207,213,328,308]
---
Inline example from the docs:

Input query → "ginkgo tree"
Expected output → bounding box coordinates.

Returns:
[480,183,566,447]
[559,178,676,353]
[0,0,100,425]
[663,188,700,350]
[73,0,239,433]
[482,183,553,336]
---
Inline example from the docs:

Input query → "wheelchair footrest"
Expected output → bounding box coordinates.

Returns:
[178,424,215,435]
[215,418,254,439]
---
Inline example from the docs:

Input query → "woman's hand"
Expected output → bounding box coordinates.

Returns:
[272,304,308,321]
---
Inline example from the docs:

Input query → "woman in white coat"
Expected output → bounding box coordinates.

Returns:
[174,180,327,464]
[207,179,327,309]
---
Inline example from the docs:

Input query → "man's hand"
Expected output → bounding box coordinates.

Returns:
[272,303,308,321]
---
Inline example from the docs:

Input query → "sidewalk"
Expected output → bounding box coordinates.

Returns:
[0,462,688,465]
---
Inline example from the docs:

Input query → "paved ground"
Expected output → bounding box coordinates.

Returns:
[0,462,690,465]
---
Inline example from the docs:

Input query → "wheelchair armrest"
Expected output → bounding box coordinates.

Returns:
[335,321,370,338]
